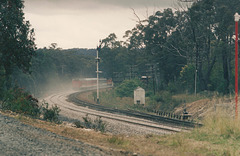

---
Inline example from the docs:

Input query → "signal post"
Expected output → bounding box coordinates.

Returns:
[96,40,102,104]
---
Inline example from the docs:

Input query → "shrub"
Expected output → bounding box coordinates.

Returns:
[74,121,84,128]
[115,79,143,98]
[82,114,92,129]
[41,101,61,124]
[93,117,106,133]
[146,91,182,111]
[0,87,62,123]
[74,115,106,132]
[1,87,40,117]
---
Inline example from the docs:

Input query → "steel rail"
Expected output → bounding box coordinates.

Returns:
[68,92,202,129]
[47,92,182,133]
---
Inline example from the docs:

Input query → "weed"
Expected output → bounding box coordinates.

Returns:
[74,115,106,133]
[108,136,125,145]
[82,114,92,129]
[74,121,84,128]
[41,101,61,124]
[170,135,183,147]
[93,117,106,133]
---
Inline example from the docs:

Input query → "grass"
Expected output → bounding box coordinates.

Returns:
[172,93,209,104]
[2,107,240,156]
[87,89,212,114]
[86,89,134,110]
[108,135,128,146]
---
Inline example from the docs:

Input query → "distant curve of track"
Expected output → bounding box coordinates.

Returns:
[45,90,187,134]
[68,91,202,129]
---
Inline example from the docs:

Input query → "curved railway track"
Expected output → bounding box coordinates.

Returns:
[44,87,202,135]
[68,91,202,129]
[44,91,189,134]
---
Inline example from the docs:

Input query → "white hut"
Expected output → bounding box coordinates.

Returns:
[134,87,145,105]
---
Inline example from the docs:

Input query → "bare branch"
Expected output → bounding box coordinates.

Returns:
[131,8,142,25]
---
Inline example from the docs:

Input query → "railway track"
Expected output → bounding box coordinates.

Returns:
[67,91,202,130]
[45,91,190,134]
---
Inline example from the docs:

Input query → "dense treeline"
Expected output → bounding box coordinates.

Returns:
[0,0,36,97]
[0,1,97,98]
[99,0,240,94]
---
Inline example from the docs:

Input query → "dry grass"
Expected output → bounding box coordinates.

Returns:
[0,110,183,155]
[2,97,240,155]
[69,91,240,155]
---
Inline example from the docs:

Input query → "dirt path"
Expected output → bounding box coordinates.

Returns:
[0,113,121,155]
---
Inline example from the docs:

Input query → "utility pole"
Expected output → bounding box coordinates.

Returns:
[96,40,102,104]
[235,13,240,119]
[146,63,156,95]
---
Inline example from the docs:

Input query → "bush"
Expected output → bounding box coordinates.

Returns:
[74,121,84,128]
[115,79,143,98]
[93,116,106,132]
[147,91,182,112]
[153,91,172,103]
[41,101,61,124]
[1,87,40,117]
[0,87,62,123]
[74,115,106,132]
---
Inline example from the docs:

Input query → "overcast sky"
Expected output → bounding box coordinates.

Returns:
[24,0,180,49]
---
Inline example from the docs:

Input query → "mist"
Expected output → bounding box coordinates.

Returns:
[12,48,97,98]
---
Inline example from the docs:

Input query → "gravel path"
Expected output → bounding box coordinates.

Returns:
[0,113,123,156]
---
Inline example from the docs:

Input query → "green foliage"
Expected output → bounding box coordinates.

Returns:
[73,121,84,128]
[0,87,62,123]
[0,0,36,89]
[147,91,182,111]
[210,62,229,94]
[115,79,143,98]
[100,34,129,79]
[93,117,106,133]
[1,87,40,117]
[74,115,106,133]
[98,0,240,95]
[167,81,182,94]
[41,101,61,124]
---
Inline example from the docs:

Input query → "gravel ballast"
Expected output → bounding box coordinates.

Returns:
[0,113,122,155]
